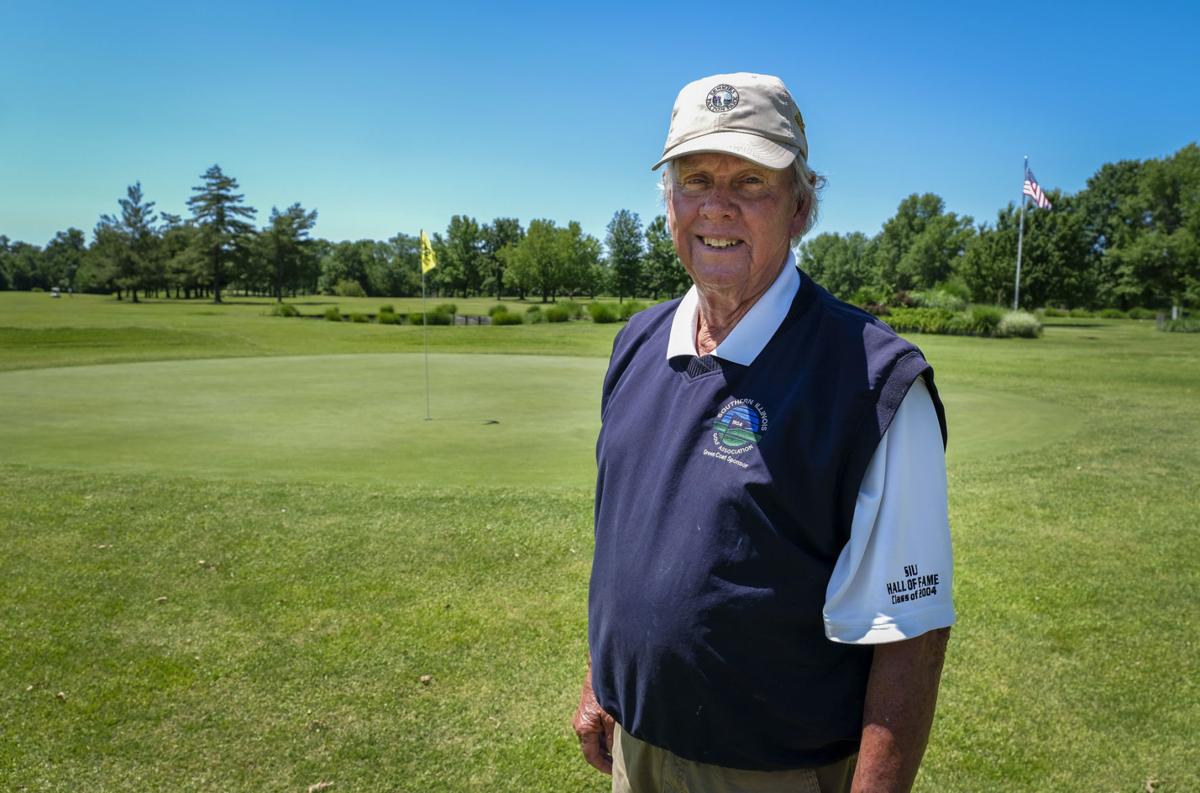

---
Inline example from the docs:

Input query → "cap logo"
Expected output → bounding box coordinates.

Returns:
[705,84,739,113]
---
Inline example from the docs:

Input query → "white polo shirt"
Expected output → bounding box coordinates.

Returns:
[665,254,956,645]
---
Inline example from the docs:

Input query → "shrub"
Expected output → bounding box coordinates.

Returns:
[488,304,509,318]
[619,300,647,320]
[968,305,1005,336]
[882,307,964,335]
[851,286,890,307]
[1068,307,1094,318]
[1127,307,1155,320]
[1042,306,1069,317]
[524,306,543,323]
[425,311,452,325]
[910,290,967,312]
[269,302,300,317]
[996,311,1043,338]
[434,303,457,316]
[932,277,971,301]
[883,305,1037,338]
[1161,319,1200,333]
[544,305,571,323]
[561,300,586,320]
[490,310,523,326]
[350,312,368,323]
[334,279,366,297]
[588,303,618,323]
[377,310,399,325]
[1098,308,1126,319]
[378,304,394,314]
[324,307,342,322]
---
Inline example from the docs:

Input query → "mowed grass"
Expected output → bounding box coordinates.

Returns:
[1,293,1198,791]
[0,292,623,372]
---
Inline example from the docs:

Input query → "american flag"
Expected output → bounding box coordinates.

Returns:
[1023,167,1053,210]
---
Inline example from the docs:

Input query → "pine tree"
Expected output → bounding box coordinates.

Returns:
[187,165,256,303]
[263,203,318,301]
[95,182,158,302]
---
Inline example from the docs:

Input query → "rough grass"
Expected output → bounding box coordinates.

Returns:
[0,292,1197,791]
[0,471,597,792]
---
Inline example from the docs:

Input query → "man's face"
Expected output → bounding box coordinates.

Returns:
[667,152,805,297]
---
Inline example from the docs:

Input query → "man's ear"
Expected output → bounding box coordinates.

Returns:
[789,196,808,238]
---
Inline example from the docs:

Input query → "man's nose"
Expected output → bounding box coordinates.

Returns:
[700,187,736,218]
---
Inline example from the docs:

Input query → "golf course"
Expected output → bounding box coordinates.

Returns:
[1,291,1197,791]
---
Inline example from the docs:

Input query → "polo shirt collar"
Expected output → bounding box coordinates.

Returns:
[666,251,801,366]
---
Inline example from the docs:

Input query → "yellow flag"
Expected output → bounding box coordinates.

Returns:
[419,230,437,274]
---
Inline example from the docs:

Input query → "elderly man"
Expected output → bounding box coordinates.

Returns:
[573,73,955,793]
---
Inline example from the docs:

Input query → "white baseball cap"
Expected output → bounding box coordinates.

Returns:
[651,72,809,171]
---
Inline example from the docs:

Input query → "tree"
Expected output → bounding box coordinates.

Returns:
[958,222,1015,306]
[42,228,88,292]
[262,203,318,301]
[0,235,10,290]
[1119,145,1200,313]
[958,192,1094,308]
[1074,160,1144,308]
[95,182,158,301]
[482,217,523,299]
[558,221,602,297]
[505,219,565,302]
[874,193,973,292]
[362,239,404,296]
[798,231,875,301]
[187,165,256,303]
[319,240,372,295]
[381,233,422,297]
[642,215,689,299]
[158,214,204,298]
[606,209,644,302]
[439,215,485,298]
[1,241,43,291]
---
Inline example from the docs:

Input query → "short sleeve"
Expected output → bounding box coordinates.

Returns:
[823,377,955,644]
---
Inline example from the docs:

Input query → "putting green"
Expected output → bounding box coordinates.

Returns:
[0,354,1081,487]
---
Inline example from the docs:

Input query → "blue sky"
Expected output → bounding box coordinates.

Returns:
[3,1,1198,248]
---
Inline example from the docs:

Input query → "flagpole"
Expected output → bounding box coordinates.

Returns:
[1014,155,1028,311]
[421,230,431,421]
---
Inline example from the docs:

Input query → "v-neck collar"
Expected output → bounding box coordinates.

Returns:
[666,252,801,366]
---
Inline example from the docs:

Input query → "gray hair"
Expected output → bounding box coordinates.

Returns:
[660,157,825,246]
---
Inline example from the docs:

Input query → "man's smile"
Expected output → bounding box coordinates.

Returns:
[699,236,744,249]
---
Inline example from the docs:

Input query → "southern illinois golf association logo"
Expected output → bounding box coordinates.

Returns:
[712,398,767,455]
[706,84,739,113]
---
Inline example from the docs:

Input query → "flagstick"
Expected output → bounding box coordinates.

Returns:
[421,231,431,422]
[1014,155,1029,311]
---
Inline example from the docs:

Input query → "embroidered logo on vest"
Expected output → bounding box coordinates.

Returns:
[711,398,768,455]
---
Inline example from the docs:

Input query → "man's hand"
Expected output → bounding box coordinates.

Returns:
[572,664,616,774]
[853,627,950,793]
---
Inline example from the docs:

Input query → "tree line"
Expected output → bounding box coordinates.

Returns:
[0,165,688,305]
[800,143,1199,312]
[3,144,1196,310]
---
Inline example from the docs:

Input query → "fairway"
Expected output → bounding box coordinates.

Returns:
[2,296,1198,792]
[1,355,1079,485]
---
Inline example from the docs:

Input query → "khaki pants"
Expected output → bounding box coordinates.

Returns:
[611,725,856,793]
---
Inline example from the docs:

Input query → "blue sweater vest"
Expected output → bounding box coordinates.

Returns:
[588,270,947,770]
